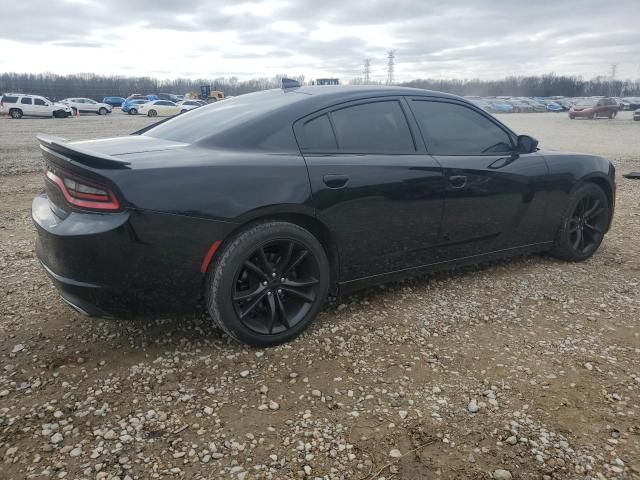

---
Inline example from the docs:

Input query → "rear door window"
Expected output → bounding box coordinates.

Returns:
[298,114,338,151]
[329,101,415,153]
[21,97,33,105]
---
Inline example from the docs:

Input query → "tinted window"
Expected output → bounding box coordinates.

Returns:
[411,100,513,155]
[21,97,32,105]
[299,115,337,151]
[34,98,46,106]
[1,96,18,103]
[156,101,174,106]
[330,101,414,153]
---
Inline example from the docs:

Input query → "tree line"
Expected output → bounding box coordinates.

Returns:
[1,72,638,101]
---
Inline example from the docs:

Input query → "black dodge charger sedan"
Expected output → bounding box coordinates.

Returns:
[33,85,615,346]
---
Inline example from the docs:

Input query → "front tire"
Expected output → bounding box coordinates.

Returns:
[129,108,137,115]
[206,221,330,347]
[98,107,108,115]
[551,184,609,262]
[148,109,157,117]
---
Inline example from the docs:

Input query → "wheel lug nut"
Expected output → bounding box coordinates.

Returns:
[262,281,268,286]
[277,289,282,294]
[271,272,276,277]
[280,278,285,282]
[267,291,272,296]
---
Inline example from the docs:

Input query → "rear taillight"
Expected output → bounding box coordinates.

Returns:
[45,169,120,211]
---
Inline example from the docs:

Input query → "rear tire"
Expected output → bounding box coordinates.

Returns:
[10,109,23,119]
[206,221,330,346]
[551,183,609,262]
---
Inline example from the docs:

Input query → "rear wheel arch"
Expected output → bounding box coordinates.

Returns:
[205,213,340,293]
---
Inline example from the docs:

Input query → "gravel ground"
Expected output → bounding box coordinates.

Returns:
[1,112,639,479]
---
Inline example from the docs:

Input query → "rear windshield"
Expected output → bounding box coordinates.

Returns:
[143,89,305,144]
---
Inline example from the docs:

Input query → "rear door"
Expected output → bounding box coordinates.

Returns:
[407,97,551,259]
[295,97,446,282]
[19,97,36,116]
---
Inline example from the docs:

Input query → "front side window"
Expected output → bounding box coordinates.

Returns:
[330,101,414,153]
[410,100,513,155]
[34,98,46,106]
[20,97,32,105]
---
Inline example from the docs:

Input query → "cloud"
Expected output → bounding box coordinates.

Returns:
[0,0,638,80]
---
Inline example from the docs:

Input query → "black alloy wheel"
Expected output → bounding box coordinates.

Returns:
[566,195,607,255]
[232,239,320,335]
[206,221,330,346]
[552,184,609,261]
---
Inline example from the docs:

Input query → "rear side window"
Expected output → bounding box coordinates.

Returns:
[299,115,337,151]
[21,97,32,105]
[410,100,513,155]
[330,101,414,153]
[1,96,18,103]
[34,98,46,106]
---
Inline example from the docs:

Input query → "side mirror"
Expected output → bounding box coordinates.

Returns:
[517,134,539,154]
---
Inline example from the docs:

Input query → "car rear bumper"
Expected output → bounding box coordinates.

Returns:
[32,194,234,318]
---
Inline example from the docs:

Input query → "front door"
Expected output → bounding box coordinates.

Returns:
[296,98,446,281]
[407,98,551,259]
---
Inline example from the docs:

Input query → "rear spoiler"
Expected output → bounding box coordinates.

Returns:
[37,134,131,169]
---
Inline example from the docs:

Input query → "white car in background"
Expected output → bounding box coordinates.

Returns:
[60,97,112,115]
[137,100,182,117]
[0,93,72,119]
[177,100,204,112]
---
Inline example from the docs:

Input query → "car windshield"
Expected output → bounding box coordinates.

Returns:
[144,89,305,144]
[576,100,596,106]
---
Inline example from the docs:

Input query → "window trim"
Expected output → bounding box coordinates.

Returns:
[294,96,418,155]
[407,97,517,156]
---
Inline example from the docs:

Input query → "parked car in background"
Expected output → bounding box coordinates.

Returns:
[177,100,203,112]
[121,99,148,115]
[487,100,514,113]
[569,97,619,119]
[506,99,534,113]
[102,96,126,107]
[61,98,112,115]
[633,109,640,121]
[32,85,615,346]
[127,94,158,101]
[0,94,72,119]
[174,95,185,102]
[137,100,182,117]
[158,93,180,103]
[520,99,548,112]
[542,100,563,112]
[622,98,640,110]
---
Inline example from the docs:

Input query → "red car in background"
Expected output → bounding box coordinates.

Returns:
[569,98,620,119]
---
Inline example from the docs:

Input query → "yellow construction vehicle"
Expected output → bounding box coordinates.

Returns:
[185,86,225,103]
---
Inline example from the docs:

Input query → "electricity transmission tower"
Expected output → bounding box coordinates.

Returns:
[610,63,617,80]
[386,50,395,85]
[363,58,371,84]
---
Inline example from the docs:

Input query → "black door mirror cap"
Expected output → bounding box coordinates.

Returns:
[517,135,539,154]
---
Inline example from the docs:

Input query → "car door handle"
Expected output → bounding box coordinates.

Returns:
[323,174,349,189]
[449,175,467,189]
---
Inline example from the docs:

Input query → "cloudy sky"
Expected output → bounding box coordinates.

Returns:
[1,0,638,82]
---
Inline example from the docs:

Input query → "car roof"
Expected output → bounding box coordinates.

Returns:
[291,85,461,101]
